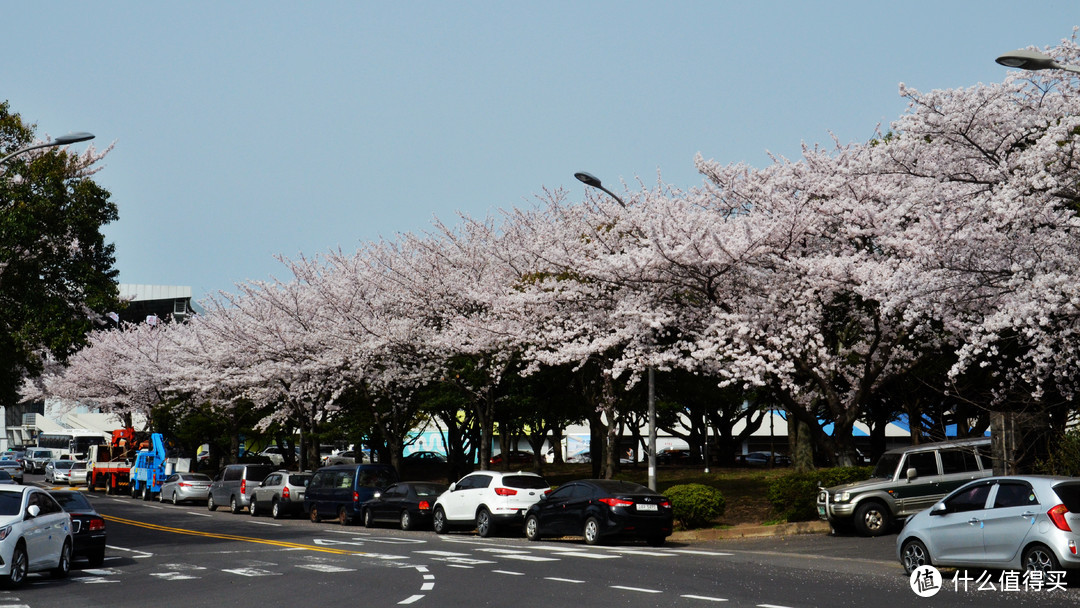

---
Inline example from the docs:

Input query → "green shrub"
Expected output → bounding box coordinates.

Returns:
[767,466,872,522]
[1037,430,1080,476]
[664,483,727,529]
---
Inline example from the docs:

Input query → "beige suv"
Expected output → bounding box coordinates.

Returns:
[817,438,992,536]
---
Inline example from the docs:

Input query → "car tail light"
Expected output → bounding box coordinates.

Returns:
[494,487,517,496]
[418,500,430,511]
[598,497,634,508]
[352,491,359,503]
[282,486,290,500]
[178,482,190,488]
[241,479,246,495]
[88,518,106,532]
[1048,504,1072,531]
[659,500,671,508]
[1070,540,1077,556]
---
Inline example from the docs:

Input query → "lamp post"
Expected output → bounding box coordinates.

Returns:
[995,49,1080,74]
[574,171,658,491]
[0,132,95,167]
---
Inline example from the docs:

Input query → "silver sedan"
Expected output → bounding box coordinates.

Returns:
[158,473,212,505]
[898,475,1080,575]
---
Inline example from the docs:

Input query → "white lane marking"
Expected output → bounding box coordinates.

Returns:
[78,569,121,576]
[492,570,524,576]
[245,520,282,527]
[758,605,796,608]
[421,582,434,591]
[185,511,213,517]
[297,564,355,573]
[398,595,424,605]
[150,572,199,581]
[667,550,733,556]
[105,545,153,559]
[477,548,529,554]
[447,564,473,569]
[550,551,619,559]
[500,554,559,562]
[222,568,281,577]
[414,550,468,557]
[545,577,585,584]
[605,549,672,557]
[682,595,729,602]
[611,585,663,594]
[0,604,30,607]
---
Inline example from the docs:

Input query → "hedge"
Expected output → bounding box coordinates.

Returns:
[766,466,873,522]
[664,483,727,529]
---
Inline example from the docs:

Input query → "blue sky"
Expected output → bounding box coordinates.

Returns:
[4,2,1078,303]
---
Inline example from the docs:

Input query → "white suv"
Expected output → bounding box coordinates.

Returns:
[433,471,550,537]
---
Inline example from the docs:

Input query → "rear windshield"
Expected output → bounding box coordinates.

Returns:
[288,474,312,486]
[412,483,447,497]
[53,461,75,470]
[245,465,274,482]
[1053,482,1080,512]
[0,493,20,516]
[181,473,212,482]
[51,492,92,511]
[503,475,549,490]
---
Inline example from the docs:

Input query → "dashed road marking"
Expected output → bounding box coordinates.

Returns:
[492,570,524,576]
[545,577,585,584]
[682,595,729,602]
[611,585,663,594]
[398,595,424,605]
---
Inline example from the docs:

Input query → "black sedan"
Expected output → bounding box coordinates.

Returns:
[524,479,673,546]
[48,490,106,566]
[360,481,448,531]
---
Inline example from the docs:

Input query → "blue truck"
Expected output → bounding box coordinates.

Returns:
[130,433,171,500]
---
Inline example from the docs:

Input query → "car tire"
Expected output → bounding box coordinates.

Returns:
[337,506,350,526]
[249,498,258,517]
[901,539,931,575]
[230,496,241,514]
[476,507,496,538]
[172,492,180,506]
[52,540,72,579]
[207,494,217,511]
[309,506,321,523]
[400,510,412,531]
[433,507,449,534]
[4,542,27,588]
[87,548,105,568]
[584,517,602,545]
[1023,543,1060,573]
[524,514,541,541]
[142,487,152,501]
[363,508,374,528]
[853,501,891,537]
[271,500,282,519]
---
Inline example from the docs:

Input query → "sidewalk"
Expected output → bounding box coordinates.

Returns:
[670,520,830,542]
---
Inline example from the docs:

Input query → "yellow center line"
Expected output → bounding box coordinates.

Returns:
[102,514,369,556]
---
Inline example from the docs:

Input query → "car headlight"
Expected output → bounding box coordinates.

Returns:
[833,491,851,503]
[0,525,11,541]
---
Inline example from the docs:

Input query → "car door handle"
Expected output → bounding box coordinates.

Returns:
[968,518,980,525]
[1021,512,1036,518]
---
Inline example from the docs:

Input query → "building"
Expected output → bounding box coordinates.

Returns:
[116,284,197,325]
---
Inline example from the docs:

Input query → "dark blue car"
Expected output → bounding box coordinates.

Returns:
[304,464,398,525]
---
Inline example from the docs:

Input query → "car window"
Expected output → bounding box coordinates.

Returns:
[412,483,445,497]
[547,485,575,500]
[1053,482,1080,511]
[245,466,273,482]
[940,449,980,474]
[224,467,241,481]
[503,475,548,490]
[288,474,312,487]
[336,472,352,488]
[0,493,21,516]
[945,483,992,513]
[310,472,326,488]
[166,474,179,483]
[993,482,1037,508]
[870,453,901,479]
[51,492,92,511]
[903,452,938,477]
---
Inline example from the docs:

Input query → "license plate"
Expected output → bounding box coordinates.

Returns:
[637,503,658,512]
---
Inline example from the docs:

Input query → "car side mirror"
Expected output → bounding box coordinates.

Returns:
[26,505,40,518]
[906,467,917,481]
[448,483,457,492]
[930,502,948,516]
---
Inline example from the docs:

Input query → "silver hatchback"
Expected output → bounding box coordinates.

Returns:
[898,476,1080,575]
[250,471,312,519]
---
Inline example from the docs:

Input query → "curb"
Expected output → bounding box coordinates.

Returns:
[671,520,831,542]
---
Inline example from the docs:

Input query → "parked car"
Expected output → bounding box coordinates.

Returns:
[524,479,673,546]
[817,437,992,536]
[743,451,791,467]
[361,481,448,531]
[898,475,1080,575]
[23,448,58,474]
[250,470,312,519]
[0,459,23,485]
[0,486,73,586]
[402,451,446,464]
[67,462,89,486]
[159,472,213,505]
[565,450,591,464]
[0,472,15,485]
[257,446,292,466]
[488,451,534,466]
[305,464,398,525]
[44,459,76,485]
[48,490,106,567]
[656,449,692,464]
[208,463,275,514]
[323,450,358,466]
[433,470,550,537]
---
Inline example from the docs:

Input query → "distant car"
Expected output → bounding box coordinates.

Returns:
[361,481,448,531]
[49,490,106,567]
[488,451,534,466]
[23,448,57,474]
[0,459,23,484]
[403,451,446,464]
[158,472,213,505]
[208,463,275,514]
[0,471,15,485]
[656,449,692,464]
[565,450,591,463]
[257,446,291,466]
[743,451,790,467]
[306,464,398,525]
[323,450,358,466]
[0,486,73,586]
[525,479,673,546]
[250,471,312,519]
[45,460,76,485]
[898,476,1080,575]
[433,470,550,537]
[67,462,89,486]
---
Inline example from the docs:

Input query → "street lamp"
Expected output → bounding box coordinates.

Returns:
[0,132,95,167]
[995,49,1080,74]
[574,170,658,491]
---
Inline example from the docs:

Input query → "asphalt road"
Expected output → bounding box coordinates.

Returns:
[13,475,1080,608]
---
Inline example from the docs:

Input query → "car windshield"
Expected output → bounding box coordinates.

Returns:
[870,454,901,479]
[51,492,92,511]
[54,461,75,470]
[0,493,21,516]
[503,475,549,490]
[288,474,312,486]
[71,462,87,470]
[412,483,447,497]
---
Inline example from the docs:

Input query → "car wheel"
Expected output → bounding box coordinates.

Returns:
[337,506,350,526]
[52,540,72,579]
[1023,543,1060,573]
[400,510,413,531]
[584,517,602,545]
[4,542,27,588]
[87,548,105,568]
[901,539,931,575]
[853,501,891,537]
[249,498,258,517]
[230,496,240,514]
[363,508,374,528]
[524,514,541,541]
[271,500,282,519]
[309,506,321,522]
[476,507,496,538]
[142,486,151,501]
[433,507,448,534]
[207,494,217,511]
[646,535,665,547]
[172,492,179,506]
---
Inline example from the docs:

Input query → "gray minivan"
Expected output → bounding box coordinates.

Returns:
[208,463,275,514]
[304,464,398,525]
